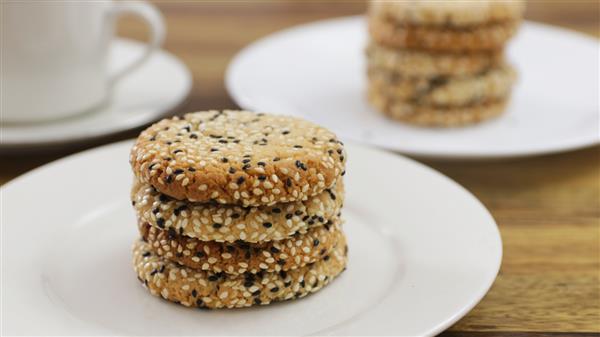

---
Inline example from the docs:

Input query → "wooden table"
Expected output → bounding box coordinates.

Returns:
[2,2,598,336]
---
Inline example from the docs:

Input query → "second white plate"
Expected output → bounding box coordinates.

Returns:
[2,141,501,336]
[226,17,599,159]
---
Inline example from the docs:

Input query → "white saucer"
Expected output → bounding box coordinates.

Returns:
[226,17,600,159]
[0,38,192,150]
[1,140,501,336]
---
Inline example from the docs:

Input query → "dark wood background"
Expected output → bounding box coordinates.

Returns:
[2,1,599,336]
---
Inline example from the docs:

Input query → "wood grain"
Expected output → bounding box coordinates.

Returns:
[1,1,599,335]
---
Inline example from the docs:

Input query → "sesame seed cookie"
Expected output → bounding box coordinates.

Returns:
[369,0,525,28]
[368,87,507,127]
[366,42,503,78]
[138,219,343,275]
[368,63,516,107]
[369,17,520,52]
[132,234,348,309]
[130,110,346,206]
[132,179,344,243]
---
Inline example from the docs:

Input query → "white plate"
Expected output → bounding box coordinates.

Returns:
[1,140,501,336]
[226,17,600,159]
[1,38,192,150]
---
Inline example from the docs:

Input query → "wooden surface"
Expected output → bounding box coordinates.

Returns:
[2,1,599,336]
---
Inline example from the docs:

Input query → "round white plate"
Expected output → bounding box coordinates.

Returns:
[1,140,501,336]
[226,17,600,159]
[0,38,192,150]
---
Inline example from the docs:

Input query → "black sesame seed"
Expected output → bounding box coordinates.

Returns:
[254,298,261,305]
[131,200,136,206]
[156,218,165,228]
[242,164,251,170]
[258,175,266,181]
[270,246,280,254]
[313,239,320,247]
[142,252,151,257]
[273,157,280,161]
[237,177,245,184]
[233,139,240,144]
[293,145,303,148]
[282,131,290,135]
[244,280,254,288]
[208,275,219,282]
[191,289,197,297]
[279,270,287,278]
[320,249,326,255]
[148,163,156,170]
[294,210,303,216]
[323,255,330,261]
[165,175,173,183]
[262,222,273,228]
[231,213,240,219]
[173,149,183,154]
[149,136,156,141]
[209,134,222,139]
[285,214,293,219]
[226,245,235,253]
[300,280,305,288]
[277,259,286,266]
[210,148,219,152]
[272,208,281,213]
[212,223,222,229]
[286,178,292,187]
[189,134,198,139]
[270,287,279,293]
[196,251,206,258]
[221,157,228,163]
[167,227,177,239]
[152,208,160,214]
[182,125,191,132]
[257,161,266,167]
[173,168,184,174]
[284,281,292,287]
[159,265,165,273]
[150,269,158,276]
[188,167,196,172]
[242,158,251,164]
[228,167,236,174]
[218,139,228,144]
[159,194,169,202]
[340,156,345,162]
[341,170,346,176]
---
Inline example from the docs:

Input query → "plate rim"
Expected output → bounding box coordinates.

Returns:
[225,15,600,160]
[0,38,193,149]
[1,139,502,336]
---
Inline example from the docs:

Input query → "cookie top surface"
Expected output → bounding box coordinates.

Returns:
[130,110,346,206]
[370,0,525,27]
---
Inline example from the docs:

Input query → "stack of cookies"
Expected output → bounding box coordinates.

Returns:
[366,0,524,126]
[129,110,348,309]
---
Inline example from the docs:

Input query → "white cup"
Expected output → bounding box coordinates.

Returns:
[1,0,165,123]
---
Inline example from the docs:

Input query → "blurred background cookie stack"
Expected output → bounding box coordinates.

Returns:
[366,0,525,126]
[129,110,348,309]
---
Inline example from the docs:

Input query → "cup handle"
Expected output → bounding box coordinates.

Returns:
[108,1,165,84]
